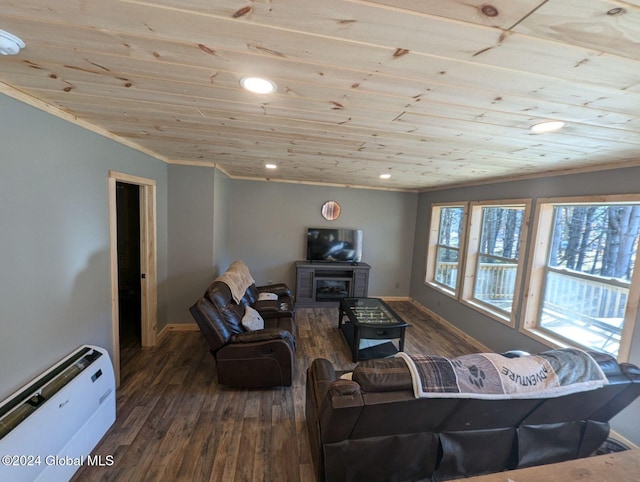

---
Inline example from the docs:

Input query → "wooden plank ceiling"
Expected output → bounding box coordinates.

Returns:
[1,0,639,191]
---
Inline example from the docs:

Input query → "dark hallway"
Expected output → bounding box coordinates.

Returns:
[116,181,141,352]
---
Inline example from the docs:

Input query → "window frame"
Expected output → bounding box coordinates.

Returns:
[425,202,468,298]
[461,199,531,326]
[521,195,640,361]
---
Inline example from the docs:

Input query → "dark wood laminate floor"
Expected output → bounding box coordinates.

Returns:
[72,301,484,482]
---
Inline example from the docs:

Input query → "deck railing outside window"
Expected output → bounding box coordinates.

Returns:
[436,261,625,355]
[540,268,627,355]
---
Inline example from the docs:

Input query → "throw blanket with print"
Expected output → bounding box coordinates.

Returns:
[396,348,608,400]
[215,260,255,303]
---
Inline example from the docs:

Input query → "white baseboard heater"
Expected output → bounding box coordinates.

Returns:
[0,345,116,482]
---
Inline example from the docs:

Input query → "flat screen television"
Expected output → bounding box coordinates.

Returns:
[306,228,363,263]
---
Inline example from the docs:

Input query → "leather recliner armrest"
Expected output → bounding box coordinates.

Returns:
[308,359,364,441]
[310,358,338,385]
[253,296,295,319]
[308,359,340,415]
[253,299,293,314]
[256,283,292,297]
[259,308,295,320]
[319,380,364,444]
[253,299,279,312]
[621,363,640,381]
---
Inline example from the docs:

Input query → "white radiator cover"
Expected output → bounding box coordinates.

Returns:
[0,345,116,482]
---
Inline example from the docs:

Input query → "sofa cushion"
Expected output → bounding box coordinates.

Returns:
[241,306,264,331]
[352,357,413,392]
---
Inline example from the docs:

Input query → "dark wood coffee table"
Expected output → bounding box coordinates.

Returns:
[338,297,409,362]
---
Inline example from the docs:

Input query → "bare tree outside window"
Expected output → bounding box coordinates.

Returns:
[549,206,640,280]
[472,206,525,314]
[540,204,640,356]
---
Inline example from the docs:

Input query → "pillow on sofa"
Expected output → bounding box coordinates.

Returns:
[241,306,265,331]
[258,292,279,301]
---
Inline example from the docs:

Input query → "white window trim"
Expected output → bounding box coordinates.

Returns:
[425,202,468,299]
[461,199,531,327]
[521,194,640,362]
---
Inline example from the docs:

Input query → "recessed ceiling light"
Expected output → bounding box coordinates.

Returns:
[240,77,277,94]
[380,173,391,179]
[265,163,277,169]
[530,120,566,134]
[0,29,25,56]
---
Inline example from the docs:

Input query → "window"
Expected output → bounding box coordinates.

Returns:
[426,204,466,295]
[462,201,530,324]
[523,196,640,359]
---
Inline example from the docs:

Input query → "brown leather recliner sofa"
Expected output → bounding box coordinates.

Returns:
[306,352,640,482]
[190,261,296,388]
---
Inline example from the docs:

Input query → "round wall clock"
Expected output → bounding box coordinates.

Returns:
[321,201,341,221]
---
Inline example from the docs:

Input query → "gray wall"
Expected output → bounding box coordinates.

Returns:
[164,177,417,326]
[410,166,640,445]
[166,165,230,325]
[0,93,169,400]
[213,168,231,274]
[226,180,418,298]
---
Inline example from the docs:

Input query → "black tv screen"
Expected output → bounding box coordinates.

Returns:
[306,228,363,263]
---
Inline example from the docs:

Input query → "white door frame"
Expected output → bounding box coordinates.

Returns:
[108,171,158,386]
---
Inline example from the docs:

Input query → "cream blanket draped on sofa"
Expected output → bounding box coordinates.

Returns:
[214,260,255,303]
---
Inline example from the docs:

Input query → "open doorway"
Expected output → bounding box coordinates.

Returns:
[108,171,158,387]
[116,182,141,351]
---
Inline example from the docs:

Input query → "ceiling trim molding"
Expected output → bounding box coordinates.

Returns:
[168,158,418,192]
[0,82,169,163]
[223,174,420,193]
[419,158,640,193]
[167,159,218,168]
